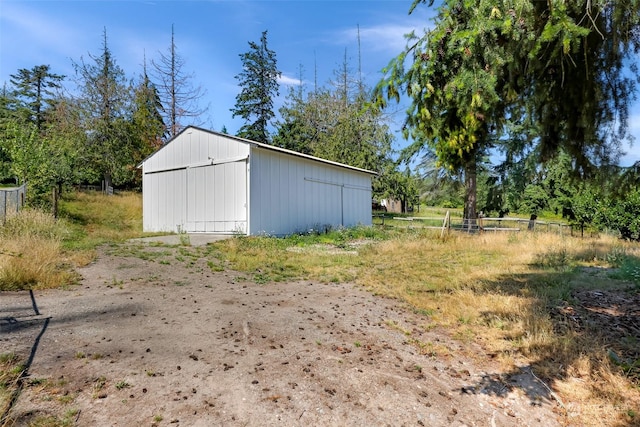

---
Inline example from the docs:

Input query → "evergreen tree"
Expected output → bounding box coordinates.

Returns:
[152,25,207,139]
[231,30,281,143]
[0,85,18,182]
[133,61,164,156]
[9,65,64,130]
[375,0,640,223]
[73,28,134,188]
[130,61,165,187]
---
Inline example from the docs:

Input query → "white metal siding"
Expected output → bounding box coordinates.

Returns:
[249,147,372,235]
[185,160,247,233]
[142,168,187,232]
[141,127,372,235]
[141,129,249,233]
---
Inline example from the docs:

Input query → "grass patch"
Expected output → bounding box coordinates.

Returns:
[0,210,79,291]
[59,190,145,251]
[0,191,148,291]
[0,352,24,424]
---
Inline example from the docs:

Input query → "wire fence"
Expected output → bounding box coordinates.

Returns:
[0,183,27,224]
[373,212,575,235]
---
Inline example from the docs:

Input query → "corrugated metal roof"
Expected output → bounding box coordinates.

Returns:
[138,125,378,176]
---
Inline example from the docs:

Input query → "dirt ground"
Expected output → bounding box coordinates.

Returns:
[1,241,564,426]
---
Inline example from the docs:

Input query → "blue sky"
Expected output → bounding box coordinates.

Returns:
[1,0,639,166]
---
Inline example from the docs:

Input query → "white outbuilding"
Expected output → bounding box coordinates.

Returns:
[138,126,375,236]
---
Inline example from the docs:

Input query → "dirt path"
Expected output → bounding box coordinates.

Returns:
[1,243,562,426]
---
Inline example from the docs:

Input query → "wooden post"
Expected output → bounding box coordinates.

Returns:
[441,211,450,239]
[52,187,58,219]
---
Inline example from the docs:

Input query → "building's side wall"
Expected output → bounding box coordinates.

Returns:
[249,147,372,236]
[142,129,250,233]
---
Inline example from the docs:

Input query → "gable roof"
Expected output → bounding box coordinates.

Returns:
[138,126,377,175]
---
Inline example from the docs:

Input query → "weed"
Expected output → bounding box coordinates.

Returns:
[179,234,191,246]
[57,393,75,404]
[108,278,124,289]
[610,256,640,286]
[28,377,48,386]
[92,376,106,397]
[154,414,164,422]
[207,260,224,272]
[0,353,18,364]
[115,380,130,390]
[354,341,361,348]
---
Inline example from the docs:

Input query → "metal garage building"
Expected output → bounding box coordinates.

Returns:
[138,126,375,236]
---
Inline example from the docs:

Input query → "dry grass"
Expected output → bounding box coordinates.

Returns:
[0,191,146,291]
[211,229,640,426]
[0,210,78,291]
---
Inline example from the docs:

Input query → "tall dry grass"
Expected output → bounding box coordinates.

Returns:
[0,210,77,291]
[0,191,146,291]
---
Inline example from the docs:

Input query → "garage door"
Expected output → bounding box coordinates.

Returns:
[186,159,247,233]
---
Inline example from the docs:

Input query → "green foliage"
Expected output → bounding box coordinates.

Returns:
[520,184,548,216]
[9,65,65,130]
[599,190,640,241]
[0,120,73,207]
[375,165,420,212]
[376,0,640,220]
[73,28,136,187]
[273,58,404,201]
[232,30,280,143]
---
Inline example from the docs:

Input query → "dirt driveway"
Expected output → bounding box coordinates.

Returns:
[1,241,562,426]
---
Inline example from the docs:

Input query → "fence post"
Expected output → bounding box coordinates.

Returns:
[52,187,59,219]
[441,211,450,239]
[0,191,5,225]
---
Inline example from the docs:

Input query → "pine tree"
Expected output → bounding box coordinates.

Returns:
[73,28,134,188]
[133,60,165,157]
[9,65,64,130]
[231,30,281,143]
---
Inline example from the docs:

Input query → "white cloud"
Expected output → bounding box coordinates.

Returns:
[278,74,302,86]
[354,23,425,53]
[330,7,434,56]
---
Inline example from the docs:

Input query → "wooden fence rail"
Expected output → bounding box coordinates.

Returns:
[373,212,573,235]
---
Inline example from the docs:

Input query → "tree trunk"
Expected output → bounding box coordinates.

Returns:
[463,156,477,231]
